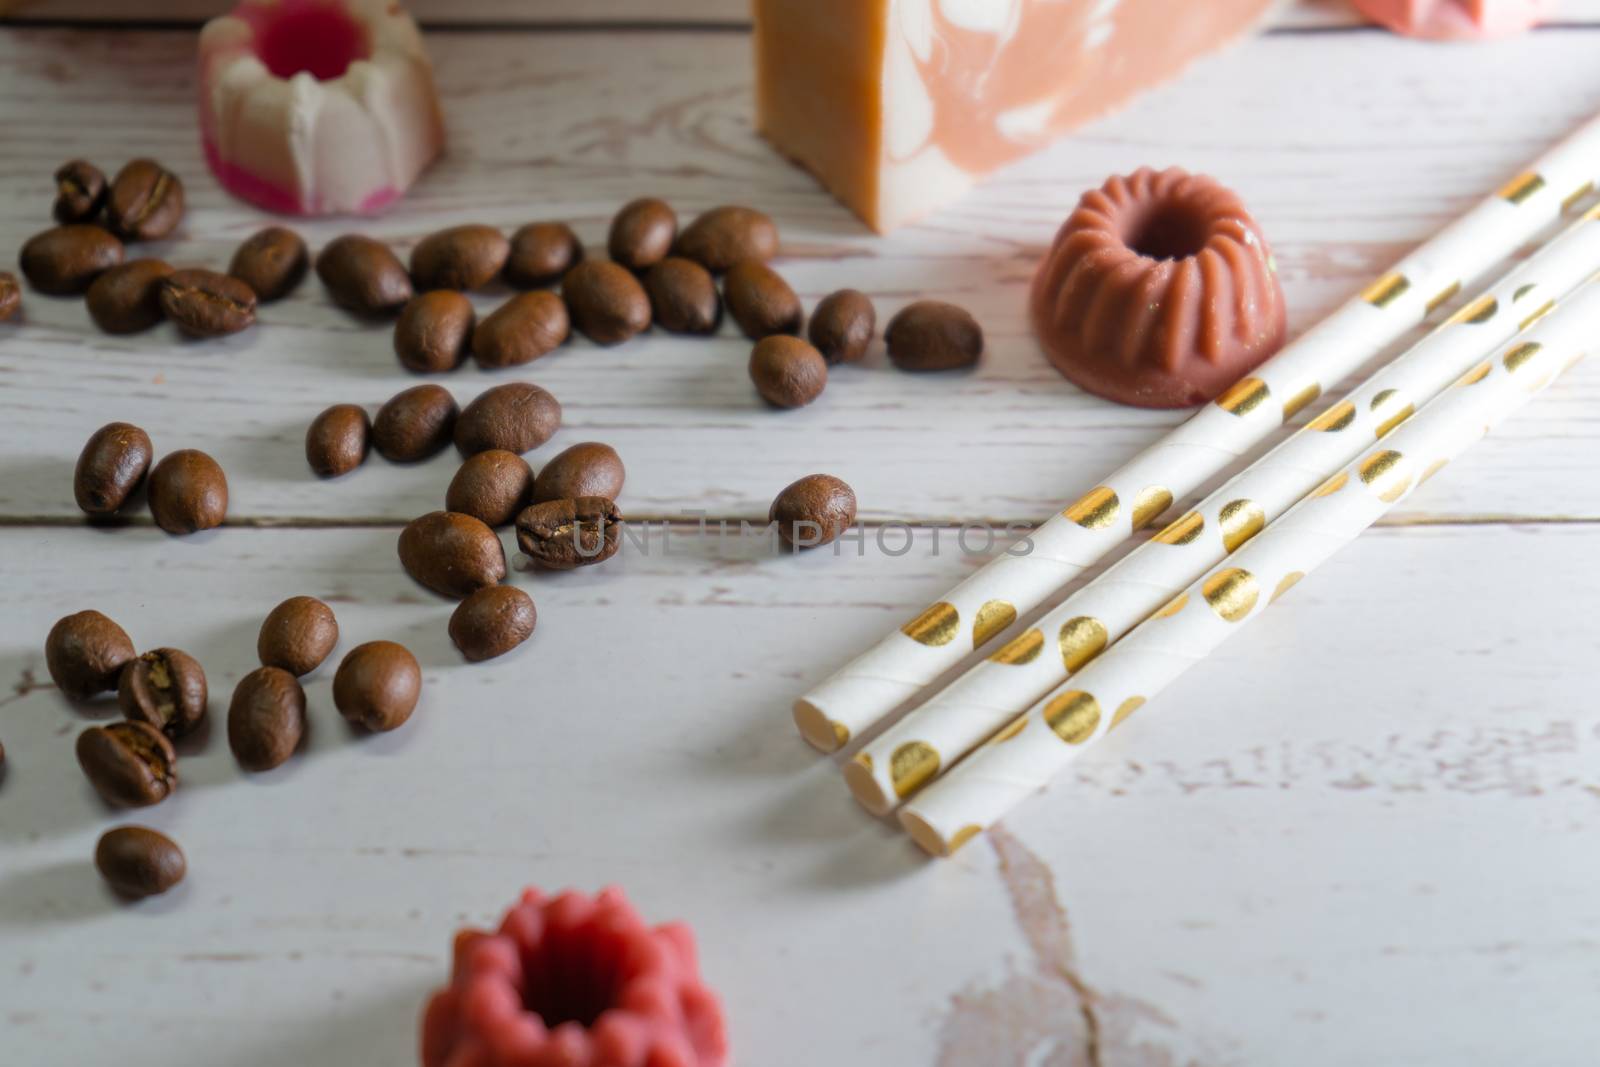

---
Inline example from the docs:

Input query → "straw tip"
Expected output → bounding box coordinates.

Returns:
[793,699,846,753]
[899,810,957,858]
[842,757,893,817]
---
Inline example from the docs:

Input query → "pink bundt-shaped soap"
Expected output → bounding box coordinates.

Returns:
[1353,0,1557,39]
[1030,167,1286,409]
[421,887,729,1067]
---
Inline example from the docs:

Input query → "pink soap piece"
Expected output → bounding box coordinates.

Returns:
[1352,0,1558,39]
[421,887,729,1067]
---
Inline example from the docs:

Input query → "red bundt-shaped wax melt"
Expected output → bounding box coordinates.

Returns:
[421,887,728,1067]
[1031,167,1286,409]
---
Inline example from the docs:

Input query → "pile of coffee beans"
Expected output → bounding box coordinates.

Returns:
[73,421,227,534]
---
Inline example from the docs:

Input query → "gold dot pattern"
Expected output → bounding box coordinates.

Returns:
[972,599,1017,648]
[1307,400,1356,432]
[1110,696,1146,730]
[1311,471,1349,498]
[1513,283,1538,303]
[1502,341,1542,375]
[1425,280,1462,315]
[993,716,1029,743]
[1518,299,1556,331]
[1563,180,1595,213]
[1420,458,1449,484]
[890,740,941,799]
[1271,571,1305,603]
[1370,389,1415,439]
[988,628,1044,666]
[1063,486,1120,529]
[1058,617,1108,673]
[948,825,983,852]
[902,602,960,647]
[1361,272,1411,309]
[1446,294,1498,326]
[1498,171,1547,205]
[1215,377,1272,417]
[853,752,873,772]
[1219,499,1265,552]
[1043,690,1101,745]
[1202,567,1259,622]
[1358,449,1413,503]
[1456,361,1492,387]
[1152,592,1189,619]
[832,720,850,747]
[1153,511,1205,545]
[1281,382,1322,421]
[1131,486,1174,530]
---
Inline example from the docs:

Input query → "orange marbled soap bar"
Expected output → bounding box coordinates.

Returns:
[754,0,1277,233]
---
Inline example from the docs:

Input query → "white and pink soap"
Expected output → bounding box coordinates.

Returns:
[1352,0,1557,38]
[198,0,445,216]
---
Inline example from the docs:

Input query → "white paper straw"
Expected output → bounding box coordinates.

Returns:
[844,203,1600,814]
[794,112,1600,753]
[899,282,1598,856]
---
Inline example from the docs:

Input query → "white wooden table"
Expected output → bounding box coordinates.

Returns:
[3,4,1599,1064]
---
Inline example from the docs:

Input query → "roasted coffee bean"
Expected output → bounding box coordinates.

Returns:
[454,382,561,456]
[76,721,176,808]
[96,826,185,899]
[373,384,458,462]
[0,271,20,322]
[257,595,339,676]
[644,257,720,334]
[808,289,876,364]
[148,449,228,534]
[305,403,371,478]
[316,234,414,315]
[398,511,507,597]
[608,197,677,272]
[117,648,207,739]
[54,160,108,224]
[532,442,625,504]
[749,335,827,409]
[449,585,536,662]
[724,261,802,340]
[885,300,984,371]
[19,224,124,294]
[46,609,135,699]
[674,206,779,274]
[85,259,173,334]
[106,159,185,241]
[74,421,153,515]
[333,641,421,732]
[446,449,535,527]
[516,496,622,570]
[159,269,257,337]
[228,226,308,302]
[770,474,857,548]
[505,222,584,288]
[410,224,509,291]
[562,261,651,345]
[395,291,474,373]
[471,291,570,368]
[227,667,306,772]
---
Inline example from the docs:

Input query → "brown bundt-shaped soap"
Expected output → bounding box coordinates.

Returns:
[1031,167,1286,408]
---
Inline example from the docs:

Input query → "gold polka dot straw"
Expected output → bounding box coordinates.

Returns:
[843,204,1600,815]
[794,112,1600,755]
[897,281,1600,857]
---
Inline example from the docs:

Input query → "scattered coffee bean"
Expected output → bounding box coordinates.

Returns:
[608,197,677,272]
[148,449,228,534]
[54,160,108,224]
[532,442,625,504]
[46,609,135,699]
[106,159,185,241]
[885,300,984,371]
[645,257,720,334]
[333,641,421,732]
[411,224,510,291]
[808,289,876,364]
[770,474,857,549]
[562,260,651,345]
[446,449,535,527]
[724,261,802,340]
[373,384,458,462]
[159,269,257,338]
[74,421,153,515]
[449,585,536,662]
[85,259,174,334]
[227,666,306,772]
[228,226,308,302]
[0,271,20,321]
[471,291,570,368]
[454,382,562,456]
[505,222,584,288]
[316,234,414,315]
[516,496,622,570]
[117,648,208,739]
[749,335,827,409]
[305,403,371,478]
[674,206,779,274]
[19,224,124,294]
[257,595,339,676]
[76,721,176,808]
[95,826,185,899]
[398,511,507,597]
[395,290,475,373]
